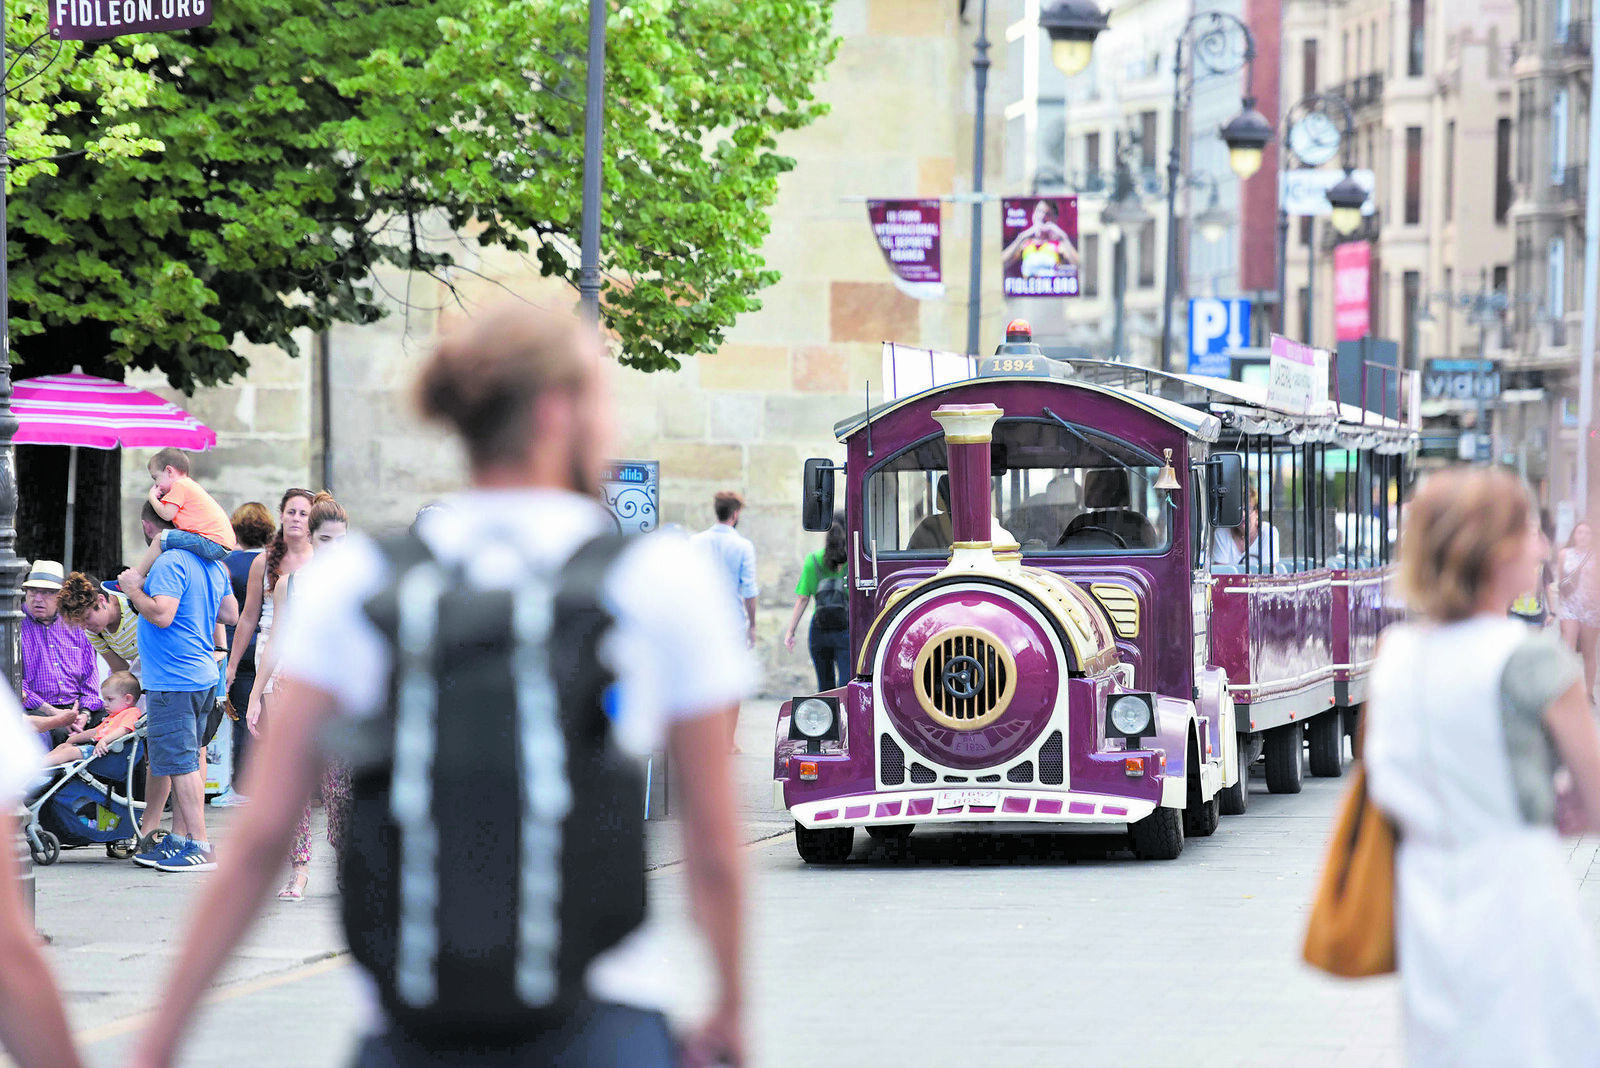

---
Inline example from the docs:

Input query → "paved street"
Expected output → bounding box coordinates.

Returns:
[18,706,1600,1067]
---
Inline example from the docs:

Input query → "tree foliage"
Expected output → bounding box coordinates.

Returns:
[11,0,838,390]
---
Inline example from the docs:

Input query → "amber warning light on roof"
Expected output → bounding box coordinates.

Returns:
[51,0,212,40]
[1005,320,1034,343]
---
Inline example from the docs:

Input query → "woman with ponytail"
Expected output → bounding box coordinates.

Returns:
[782,511,851,691]
[249,492,351,901]
[225,489,315,709]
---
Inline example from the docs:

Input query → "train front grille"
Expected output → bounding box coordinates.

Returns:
[913,628,1016,729]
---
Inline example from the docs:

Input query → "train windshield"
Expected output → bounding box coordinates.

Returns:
[866,419,1172,555]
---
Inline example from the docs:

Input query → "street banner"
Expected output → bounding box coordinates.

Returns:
[1280,168,1376,217]
[1333,241,1371,341]
[1001,196,1080,298]
[51,0,212,39]
[1268,334,1318,414]
[867,200,944,300]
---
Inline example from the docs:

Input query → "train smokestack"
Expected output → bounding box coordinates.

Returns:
[931,403,1003,548]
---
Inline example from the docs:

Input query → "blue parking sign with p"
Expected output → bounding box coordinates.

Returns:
[1187,297,1250,377]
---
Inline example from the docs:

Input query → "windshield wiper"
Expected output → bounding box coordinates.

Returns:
[1041,407,1146,481]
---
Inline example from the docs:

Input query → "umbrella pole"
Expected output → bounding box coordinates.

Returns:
[63,446,77,575]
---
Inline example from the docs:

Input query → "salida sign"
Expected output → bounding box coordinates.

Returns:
[51,0,211,40]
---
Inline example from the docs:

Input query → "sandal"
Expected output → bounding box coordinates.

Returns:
[277,871,308,901]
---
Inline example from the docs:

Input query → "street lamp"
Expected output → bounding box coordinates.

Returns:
[1159,11,1260,373]
[1040,0,1110,77]
[1191,176,1234,245]
[1326,170,1367,236]
[965,0,1108,356]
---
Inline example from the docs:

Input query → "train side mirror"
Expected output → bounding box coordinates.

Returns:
[802,459,836,532]
[1209,452,1245,529]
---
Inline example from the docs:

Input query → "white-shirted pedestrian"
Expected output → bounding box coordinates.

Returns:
[133,303,755,1068]
[0,684,80,1067]
[692,490,758,752]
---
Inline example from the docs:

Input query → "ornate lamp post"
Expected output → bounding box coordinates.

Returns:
[577,0,606,325]
[1274,91,1359,338]
[1102,131,1153,360]
[966,0,1108,355]
[1158,11,1268,372]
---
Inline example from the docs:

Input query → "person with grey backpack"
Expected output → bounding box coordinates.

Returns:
[783,511,851,691]
[132,304,755,1067]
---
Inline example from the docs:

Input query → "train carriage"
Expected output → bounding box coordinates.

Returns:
[774,329,1415,863]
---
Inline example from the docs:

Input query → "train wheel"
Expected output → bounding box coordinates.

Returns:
[795,822,855,865]
[1307,711,1345,778]
[1182,739,1219,837]
[1129,806,1184,860]
[1219,734,1250,815]
[1264,723,1304,794]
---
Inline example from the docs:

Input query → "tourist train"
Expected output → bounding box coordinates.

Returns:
[774,324,1413,862]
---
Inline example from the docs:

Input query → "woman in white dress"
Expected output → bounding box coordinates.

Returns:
[1366,466,1600,1066]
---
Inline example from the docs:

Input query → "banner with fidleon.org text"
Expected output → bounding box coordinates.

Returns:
[51,0,211,40]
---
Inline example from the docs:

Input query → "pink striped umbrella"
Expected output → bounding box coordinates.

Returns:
[12,370,217,572]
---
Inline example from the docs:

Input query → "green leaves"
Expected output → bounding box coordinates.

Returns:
[12,0,838,389]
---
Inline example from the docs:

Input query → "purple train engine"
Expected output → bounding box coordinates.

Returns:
[774,362,1249,863]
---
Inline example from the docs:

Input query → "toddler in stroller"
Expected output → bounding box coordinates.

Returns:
[24,672,147,865]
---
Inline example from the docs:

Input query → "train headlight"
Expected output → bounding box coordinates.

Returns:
[788,696,841,754]
[793,699,835,739]
[1105,692,1156,742]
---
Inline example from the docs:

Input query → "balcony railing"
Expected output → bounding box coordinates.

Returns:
[1512,22,1591,63]
[1341,72,1385,110]
[1555,163,1586,200]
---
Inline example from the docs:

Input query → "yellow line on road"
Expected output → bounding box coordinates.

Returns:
[76,953,349,1046]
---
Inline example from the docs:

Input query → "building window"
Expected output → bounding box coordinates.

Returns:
[1444,121,1455,222]
[1405,126,1423,225]
[1303,38,1319,96]
[1443,266,1454,354]
[1371,20,1379,72]
[1515,89,1533,185]
[1343,30,1350,79]
[1549,235,1567,321]
[1082,233,1100,297]
[1493,264,1509,345]
[1495,118,1513,223]
[1139,111,1157,170]
[1137,222,1156,288]
[1408,0,1426,76]
[1355,25,1364,75]
[1402,271,1420,368]
[1298,286,1311,342]
[1299,216,1313,246]
[1556,0,1572,43]
[1085,132,1101,186]
[1552,88,1570,186]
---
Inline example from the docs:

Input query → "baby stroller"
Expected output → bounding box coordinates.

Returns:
[22,718,148,865]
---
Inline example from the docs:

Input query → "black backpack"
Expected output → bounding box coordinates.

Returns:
[336,530,645,1045]
[813,570,848,631]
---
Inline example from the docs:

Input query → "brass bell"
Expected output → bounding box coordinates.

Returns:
[1154,448,1181,491]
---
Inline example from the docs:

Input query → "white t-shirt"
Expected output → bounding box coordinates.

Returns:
[0,685,44,807]
[273,488,758,1015]
[1211,523,1282,570]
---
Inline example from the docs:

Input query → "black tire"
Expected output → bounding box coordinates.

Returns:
[865,824,914,843]
[1307,710,1345,778]
[31,830,60,867]
[1128,806,1184,860]
[106,839,137,860]
[1264,723,1304,794]
[795,822,855,864]
[1182,738,1219,837]
[1219,733,1251,815]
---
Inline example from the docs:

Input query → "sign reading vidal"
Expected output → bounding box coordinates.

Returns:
[868,200,944,300]
[51,0,210,40]
[1001,196,1079,298]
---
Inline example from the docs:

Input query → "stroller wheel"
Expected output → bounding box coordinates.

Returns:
[107,839,137,860]
[31,830,60,866]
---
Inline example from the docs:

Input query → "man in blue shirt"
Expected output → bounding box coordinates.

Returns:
[120,501,235,872]
[691,491,758,751]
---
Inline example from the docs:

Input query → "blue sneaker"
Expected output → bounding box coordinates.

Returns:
[155,840,216,873]
[133,833,184,869]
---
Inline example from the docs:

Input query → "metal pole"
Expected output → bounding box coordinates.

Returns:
[1276,185,1290,335]
[1477,271,1490,465]
[316,330,333,492]
[1578,0,1600,511]
[62,447,77,574]
[965,0,991,356]
[1112,232,1127,359]
[577,0,607,326]
[1159,38,1186,373]
[1304,218,1316,346]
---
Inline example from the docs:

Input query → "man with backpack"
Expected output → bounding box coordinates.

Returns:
[132,305,755,1067]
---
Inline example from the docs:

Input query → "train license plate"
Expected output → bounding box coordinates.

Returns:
[938,789,1000,809]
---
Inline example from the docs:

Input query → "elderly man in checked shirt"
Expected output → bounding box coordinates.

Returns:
[20,560,103,744]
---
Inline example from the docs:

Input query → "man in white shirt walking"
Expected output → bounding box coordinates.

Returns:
[693,491,758,752]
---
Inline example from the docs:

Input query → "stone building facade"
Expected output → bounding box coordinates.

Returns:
[119,0,1019,698]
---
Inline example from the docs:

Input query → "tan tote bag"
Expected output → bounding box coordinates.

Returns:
[1302,762,1397,978]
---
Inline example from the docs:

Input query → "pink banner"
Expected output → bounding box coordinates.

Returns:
[1333,241,1372,341]
[1001,196,1080,298]
[868,200,944,300]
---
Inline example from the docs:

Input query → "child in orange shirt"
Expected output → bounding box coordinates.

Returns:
[125,447,237,583]
[44,672,143,765]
